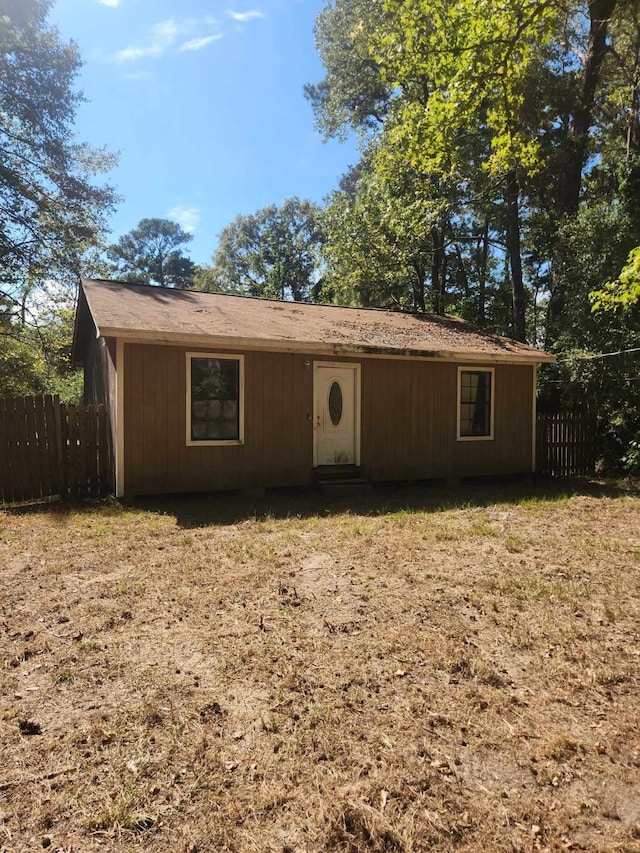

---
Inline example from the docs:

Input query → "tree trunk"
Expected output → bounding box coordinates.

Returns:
[478,218,489,327]
[505,171,527,343]
[431,226,444,313]
[561,0,618,216]
[548,0,618,333]
[412,263,426,312]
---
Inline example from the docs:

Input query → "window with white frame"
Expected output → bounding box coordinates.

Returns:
[457,367,494,440]
[186,353,244,445]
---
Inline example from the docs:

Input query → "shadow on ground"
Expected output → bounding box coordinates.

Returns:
[4,476,638,529]
[127,476,638,528]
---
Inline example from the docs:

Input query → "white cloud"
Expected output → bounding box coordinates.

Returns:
[98,0,121,6]
[169,206,201,235]
[227,10,265,22]
[114,18,223,62]
[180,34,222,52]
[115,19,182,62]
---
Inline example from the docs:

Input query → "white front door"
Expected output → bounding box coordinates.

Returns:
[313,363,360,466]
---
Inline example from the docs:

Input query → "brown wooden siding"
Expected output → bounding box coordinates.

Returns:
[122,342,534,496]
[83,334,117,456]
[124,344,314,495]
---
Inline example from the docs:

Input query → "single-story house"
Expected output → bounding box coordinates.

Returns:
[72,278,555,499]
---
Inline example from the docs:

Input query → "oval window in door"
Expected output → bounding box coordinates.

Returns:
[328,381,343,426]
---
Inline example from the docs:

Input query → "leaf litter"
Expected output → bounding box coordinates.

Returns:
[0,480,639,852]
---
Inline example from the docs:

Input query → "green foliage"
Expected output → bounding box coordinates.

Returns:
[199,198,324,301]
[321,154,466,313]
[373,0,560,179]
[310,0,640,329]
[308,0,566,337]
[106,218,195,289]
[0,282,83,401]
[0,0,117,399]
[0,0,117,296]
[591,246,640,311]
[304,0,391,140]
[538,201,640,472]
[622,439,640,474]
[0,335,46,397]
[539,339,640,474]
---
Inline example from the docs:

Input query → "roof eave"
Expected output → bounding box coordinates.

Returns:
[100,326,556,364]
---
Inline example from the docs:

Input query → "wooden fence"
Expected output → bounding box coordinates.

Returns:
[0,395,113,504]
[536,412,596,477]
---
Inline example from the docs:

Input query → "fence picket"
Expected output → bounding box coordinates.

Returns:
[24,396,41,501]
[536,412,595,477]
[35,397,49,497]
[66,404,79,499]
[4,399,19,502]
[44,395,59,494]
[12,398,28,502]
[0,400,7,504]
[0,395,113,504]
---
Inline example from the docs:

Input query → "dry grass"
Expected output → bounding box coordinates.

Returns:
[1,479,640,853]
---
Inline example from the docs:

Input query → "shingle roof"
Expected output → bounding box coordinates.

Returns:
[77,278,554,363]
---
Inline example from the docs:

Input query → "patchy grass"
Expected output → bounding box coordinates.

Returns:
[1,479,640,852]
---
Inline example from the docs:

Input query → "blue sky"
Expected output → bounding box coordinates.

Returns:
[50,0,359,266]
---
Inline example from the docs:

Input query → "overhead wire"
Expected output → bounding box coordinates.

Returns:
[553,346,640,362]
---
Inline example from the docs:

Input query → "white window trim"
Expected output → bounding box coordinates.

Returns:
[186,352,245,446]
[457,366,495,442]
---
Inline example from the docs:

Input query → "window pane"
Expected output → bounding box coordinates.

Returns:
[460,371,491,437]
[461,372,479,403]
[191,357,239,441]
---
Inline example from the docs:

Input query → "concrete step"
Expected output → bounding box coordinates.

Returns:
[320,478,372,496]
[314,464,363,483]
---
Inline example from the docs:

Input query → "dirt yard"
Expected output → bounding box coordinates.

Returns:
[1,479,639,853]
